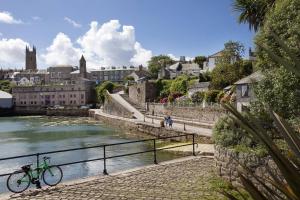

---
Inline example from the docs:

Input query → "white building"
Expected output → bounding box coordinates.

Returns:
[0,90,13,108]
[202,50,237,71]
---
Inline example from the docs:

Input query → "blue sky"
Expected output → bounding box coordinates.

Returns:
[0,0,254,68]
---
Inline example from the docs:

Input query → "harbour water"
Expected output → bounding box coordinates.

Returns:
[0,116,179,193]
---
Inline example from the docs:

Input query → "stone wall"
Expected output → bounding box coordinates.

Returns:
[46,108,89,116]
[89,109,212,143]
[128,81,157,107]
[148,103,226,122]
[103,94,132,118]
[214,145,279,186]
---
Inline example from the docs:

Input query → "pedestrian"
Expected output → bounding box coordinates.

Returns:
[164,116,169,127]
[169,117,173,128]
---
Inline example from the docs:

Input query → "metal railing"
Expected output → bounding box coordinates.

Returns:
[0,134,196,177]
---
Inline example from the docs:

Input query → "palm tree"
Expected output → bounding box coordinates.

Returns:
[233,0,276,32]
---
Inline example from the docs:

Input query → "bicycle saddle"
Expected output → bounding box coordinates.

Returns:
[21,164,32,172]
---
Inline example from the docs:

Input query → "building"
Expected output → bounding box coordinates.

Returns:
[25,46,37,71]
[158,56,200,79]
[188,81,210,97]
[128,80,157,106]
[234,71,264,112]
[202,50,237,71]
[128,66,152,82]
[13,70,49,85]
[12,78,95,109]
[0,90,13,108]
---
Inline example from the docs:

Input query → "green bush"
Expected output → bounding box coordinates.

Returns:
[191,91,205,103]
[205,90,220,103]
[169,75,188,94]
[213,115,251,148]
[95,81,116,103]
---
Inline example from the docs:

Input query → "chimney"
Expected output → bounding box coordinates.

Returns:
[179,56,186,63]
[138,65,143,71]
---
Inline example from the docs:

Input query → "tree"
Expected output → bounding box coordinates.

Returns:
[169,75,188,94]
[211,60,253,90]
[194,56,207,69]
[233,0,276,32]
[0,80,13,93]
[95,81,116,103]
[148,55,175,78]
[219,41,245,65]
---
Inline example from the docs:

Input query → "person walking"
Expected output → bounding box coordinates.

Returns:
[169,117,173,128]
[164,116,169,127]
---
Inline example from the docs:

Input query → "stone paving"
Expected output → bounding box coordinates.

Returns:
[5,157,222,200]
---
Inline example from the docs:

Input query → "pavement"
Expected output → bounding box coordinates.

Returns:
[4,156,222,200]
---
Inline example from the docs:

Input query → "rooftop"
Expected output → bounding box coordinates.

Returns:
[0,90,12,98]
[234,71,264,85]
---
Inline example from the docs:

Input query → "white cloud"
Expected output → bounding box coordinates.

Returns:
[77,20,152,67]
[41,32,81,66]
[2,20,152,68]
[130,42,152,66]
[168,53,193,61]
[64,17,82,28]
[0,11,23,24]
[0,38,28,67]
[32,16,42,21]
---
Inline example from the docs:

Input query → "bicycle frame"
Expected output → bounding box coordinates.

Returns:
[19,158,51,184]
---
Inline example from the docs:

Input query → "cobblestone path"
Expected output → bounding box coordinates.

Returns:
[6,157,222,200]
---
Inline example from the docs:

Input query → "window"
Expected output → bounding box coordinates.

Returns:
[51,72,55,78]
[63,95,65,98]
[20,101,23,104]
[241,85,249,97]
[73,94,76,98]
[81,94,84,99]
[70,94,72,98]
[70,100,73,104]
[58,72,61,78]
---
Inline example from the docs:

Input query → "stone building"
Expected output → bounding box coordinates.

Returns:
[12,78,95,110]
[158,56,200,79]
[25,46,37,71]
[234,71,263,112]
[202,50,237,71]
[128,80,157,106]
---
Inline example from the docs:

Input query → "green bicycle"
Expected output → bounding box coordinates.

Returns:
[6,156,63,193]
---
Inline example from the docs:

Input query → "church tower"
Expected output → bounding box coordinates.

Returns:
[25,45,37,71]
[79,55,87,78]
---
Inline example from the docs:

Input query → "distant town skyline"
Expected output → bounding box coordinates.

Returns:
[0,0,254,68]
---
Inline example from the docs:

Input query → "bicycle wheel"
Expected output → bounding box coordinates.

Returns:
[42,166,63,186]
[7,171,30,193]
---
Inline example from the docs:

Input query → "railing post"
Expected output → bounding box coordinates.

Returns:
[36,153,41,189]
[153,139,158,164]
[192,134,196,156]
[183,123,186,131]
[103,145,108,175]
